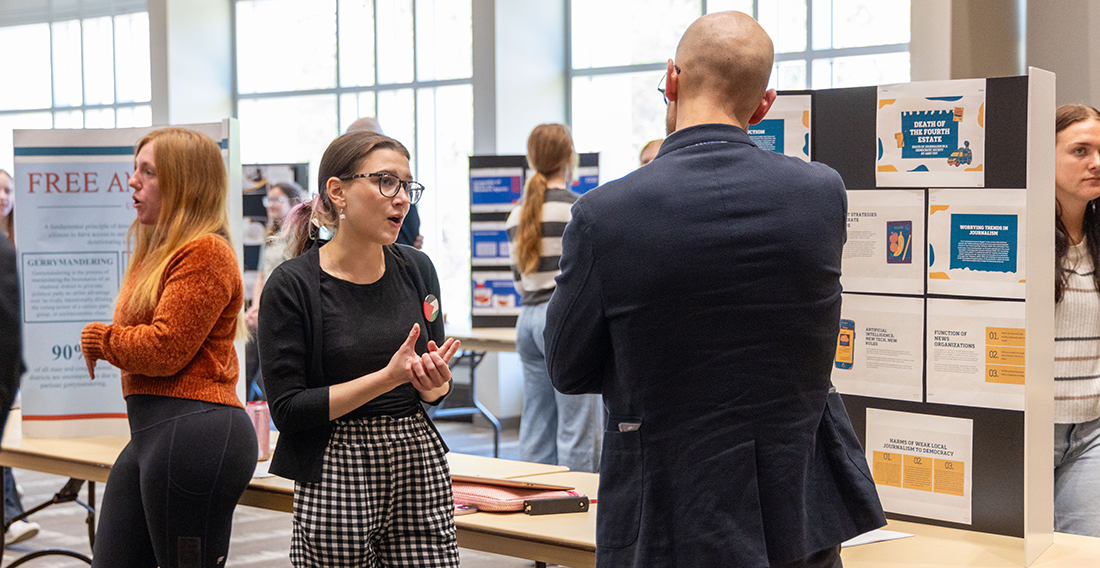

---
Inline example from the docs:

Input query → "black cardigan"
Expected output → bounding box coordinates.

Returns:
[257,242,449,482]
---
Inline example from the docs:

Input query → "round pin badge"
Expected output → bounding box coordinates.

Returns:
[423,294,440,322]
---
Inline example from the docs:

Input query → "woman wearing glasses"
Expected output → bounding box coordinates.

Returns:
[258,130,462,566]
[506,123,602,472]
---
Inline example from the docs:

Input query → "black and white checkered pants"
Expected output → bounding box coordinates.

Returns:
[291,412,459,567]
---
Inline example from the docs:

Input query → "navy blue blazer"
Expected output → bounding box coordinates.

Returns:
[545,124,885,567]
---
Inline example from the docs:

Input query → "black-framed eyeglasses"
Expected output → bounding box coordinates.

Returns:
[342,172,425,204]
[657,64,681,105]
[262,196,289,207]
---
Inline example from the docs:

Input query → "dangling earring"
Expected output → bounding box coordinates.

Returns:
[339,208,346,220]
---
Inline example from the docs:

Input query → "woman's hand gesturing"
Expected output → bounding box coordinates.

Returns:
[386,324,462,392]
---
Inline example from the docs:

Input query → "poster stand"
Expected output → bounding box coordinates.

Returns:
[811,70,1054,565]
[468,153,598,328]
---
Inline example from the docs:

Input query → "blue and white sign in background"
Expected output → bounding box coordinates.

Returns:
[900,110,958,159]
[471,222,511,267]
[748,119,784,153]
[948,214,1018,274]
[747,94,811,162]
[472,273,522,314]
[470,168,523,213]
[877,79,986,187]
[927,188,1025,300]
[572,166,599,194]
[13,121,242,438]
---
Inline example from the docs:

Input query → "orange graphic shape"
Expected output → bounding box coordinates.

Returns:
[802,110,810,128]
[894,132,905,148]
[879,99,897,109]
[965,164,983,172]
[930,205,949,215]
[978,103,985,127]
[878,165,898,172]
[953,106,964,122]
[929,272,950,279]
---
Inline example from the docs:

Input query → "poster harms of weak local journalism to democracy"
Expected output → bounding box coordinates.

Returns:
[841,189,926,295]
[876,79,986,188]
[866,409,974,525]
[747,94,811,162]
[927,188,1026,300]
[831,293,924,402]
[926,298,1026,412]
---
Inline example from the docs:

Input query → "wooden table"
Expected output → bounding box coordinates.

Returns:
[447,327,517,353]
[0,415,589,566]
[242,452,568,514]
[843,520,1100,567]
[456,471,598,568]
[13,413,1100,568]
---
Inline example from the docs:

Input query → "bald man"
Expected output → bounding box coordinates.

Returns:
[638,138,662,166]
[545,12,884,568]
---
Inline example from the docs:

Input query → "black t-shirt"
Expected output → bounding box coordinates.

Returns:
[320,251,425,420]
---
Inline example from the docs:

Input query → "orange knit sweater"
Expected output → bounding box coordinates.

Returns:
[81,234,244,408]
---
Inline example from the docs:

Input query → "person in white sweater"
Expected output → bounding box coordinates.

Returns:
[1054,103,1100,536]
[505,124,602,472]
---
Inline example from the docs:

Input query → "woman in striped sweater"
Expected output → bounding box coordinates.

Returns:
[506,124,602,472]
[1054,103,1100,536]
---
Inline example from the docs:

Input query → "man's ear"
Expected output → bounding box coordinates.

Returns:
[747,89,778,125]
[665,59,679,103]
[326,177,346,210]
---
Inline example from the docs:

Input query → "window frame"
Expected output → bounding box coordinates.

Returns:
[0,12,153,129]
[564,0,911,125]
[230,0,475,182]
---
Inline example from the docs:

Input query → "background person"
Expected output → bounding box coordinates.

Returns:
[1053,103,1100,536]
[1,169,12,244]
[258,130,461,566]
[0,171,41,546]
[244,181,303,400]
[506,123,602,472]
[80,127,257,567]
[544,12,884,567]
[638,138,663,166]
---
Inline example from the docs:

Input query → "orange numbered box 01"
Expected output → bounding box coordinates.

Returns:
[985,327,1025,385]
[872,451,902,488]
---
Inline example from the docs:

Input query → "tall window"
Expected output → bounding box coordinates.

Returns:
[234,0,475,322]
[569,0,910,182]
[0,12,152,173]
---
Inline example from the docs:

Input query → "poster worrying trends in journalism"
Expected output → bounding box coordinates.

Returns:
[876,79,986,187]
[831,294,924,402]
[927,188,1026,300]
[866,409,974,525]
[926,298,1026,411]
[841,189,926,295]
[747,94,811,162]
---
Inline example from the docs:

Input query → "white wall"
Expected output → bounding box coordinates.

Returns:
[148,0,233,125]
[493,0,567,154]
[1027,0,1100,107]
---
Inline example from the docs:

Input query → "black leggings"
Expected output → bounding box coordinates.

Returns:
[91,395,258,568]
